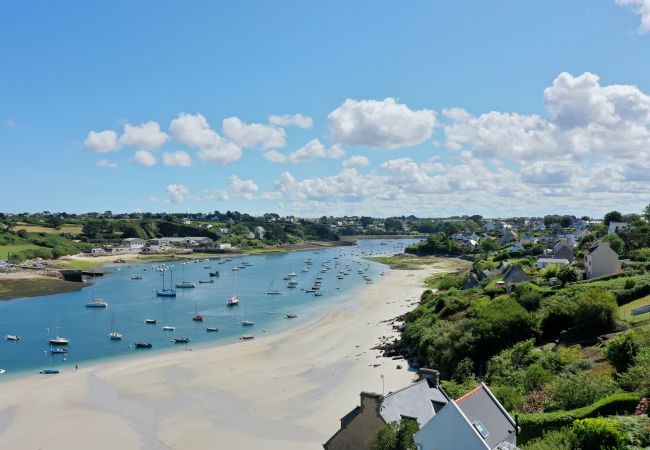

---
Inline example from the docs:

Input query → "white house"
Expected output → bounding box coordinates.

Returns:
[121,237,145,250]
[182,217,191,225]
[585,241,621,279]
[219,228,229,234]
[536,258,570,269]
[414,383,518,450]
[608,222,629,234]
[217,243,232,250]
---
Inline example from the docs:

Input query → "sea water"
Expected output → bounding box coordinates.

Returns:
[0,239,419,376]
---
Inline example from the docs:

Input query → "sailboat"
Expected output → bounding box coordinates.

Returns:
[175,264,195,288]
[157,266,177,297]
[266,280,281,295]
[85,287,108,308]
[226,268,240,306]
[241,308,254,326]
[192,304,204,321]
[48,315,69,346]
[108,313,122,340]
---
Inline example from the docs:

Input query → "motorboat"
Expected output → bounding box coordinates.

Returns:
[206,327,219,332]
[172,337,190,344]
[40,369,60,374]
[226,296,240,307]
[134,342,152,349]
[5,335,20,341]
[85,300,108,308]
[162,325,175,331]
[240,335,254,340]
[49,336,70,346]
[144,319,157,324]
[286,314,298,319]
[50,347,68,354]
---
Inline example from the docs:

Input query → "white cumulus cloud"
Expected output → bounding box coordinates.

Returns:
[170,113,242,164]
[288,139,346,163]
[263,150,288,163]
[328,98,437,148]
[223,117,286,149]
[166,184,189,203]
[342,155,370,168]
[228,175,259,199]
[131,150,157,166]
[616,0,650,33]
[268,113,313,128]
[84,130,121,153]
[162,150,192,167]
[120,121,169,150]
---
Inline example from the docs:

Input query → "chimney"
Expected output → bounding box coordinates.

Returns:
[360,392,383,413]
[418,368,440,388]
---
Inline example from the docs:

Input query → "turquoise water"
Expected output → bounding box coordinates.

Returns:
[0,239,418,376]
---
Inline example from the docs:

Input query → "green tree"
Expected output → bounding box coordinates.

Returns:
[557,265,580,285]
[644,204,650,222]
[603,233,625,257]
[479,238,498,253]
[604,211,623,226]
[370,419,418,450]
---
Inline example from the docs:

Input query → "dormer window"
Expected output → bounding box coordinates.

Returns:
[473,420,490,439]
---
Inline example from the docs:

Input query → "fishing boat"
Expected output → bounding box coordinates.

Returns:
[40,369,60,374]
[227,296,240,306]
[108,313,122,340]
[199,279,214,284]
[266,280,281,295]
[157,266,177,297]
[144,319,157,324]
[86,300,108,308]
[172,337,190,344]
[134,342,152,349]
[5,335,20,341]
[162,325,175,331]
[209,271,220,277]
[206,327,219,332]
[286,314,298,319]
[240,335,254,340]
[49,336,69,346]
[50,347,67,354]
[192,304,204,321]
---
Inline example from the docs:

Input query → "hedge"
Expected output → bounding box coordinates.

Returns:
[613,280,650,306]
[518,392,640,443]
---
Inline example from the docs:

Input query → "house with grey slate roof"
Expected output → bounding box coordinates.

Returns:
[323,369,448,450]
[414,383,518,450]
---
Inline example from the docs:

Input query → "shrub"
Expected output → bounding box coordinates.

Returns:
[490,385,524,412]
[540,264,560,280]
[574,289,617,333]
[547,371,619,411]
[523,428,572,450]
[605,332,640,373]
[611,415,650,449]
[630,248,650,262]
[570,418,626,450]
[619,348,650,394]
[370,418,418,450]
[524,364,553,393]
[518,392,640,443]
[557,265,580,285]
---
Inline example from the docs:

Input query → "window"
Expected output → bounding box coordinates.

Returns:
[473,420,490,439]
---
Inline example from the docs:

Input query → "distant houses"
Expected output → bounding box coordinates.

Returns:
[608,221,629,234]
[584,241,622,279]
[536,257,570,269]
[324,369,447,450]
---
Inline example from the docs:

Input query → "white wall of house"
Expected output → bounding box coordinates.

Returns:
[585,242,621,279]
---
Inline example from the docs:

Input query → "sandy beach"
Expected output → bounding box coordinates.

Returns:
[0,265,436,450]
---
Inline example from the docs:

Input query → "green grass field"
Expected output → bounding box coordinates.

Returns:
[0,243,42,261]
[14,224,83,235]
[619,294,650,324]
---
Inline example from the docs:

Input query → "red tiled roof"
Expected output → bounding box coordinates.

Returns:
[455,385,483,404]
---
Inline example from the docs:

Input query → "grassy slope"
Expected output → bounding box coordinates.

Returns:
[618,293,650,324]
[0,243,42,260]
[0,278,85,300]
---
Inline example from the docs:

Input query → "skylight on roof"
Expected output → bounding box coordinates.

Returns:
[473,420,490,439]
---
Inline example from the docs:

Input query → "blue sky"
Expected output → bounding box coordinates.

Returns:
[1,0,650,217]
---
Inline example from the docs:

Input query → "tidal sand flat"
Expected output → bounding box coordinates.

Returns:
[0,264,436,449]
